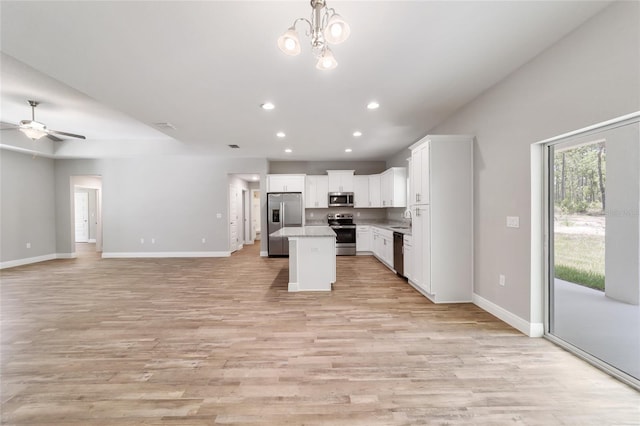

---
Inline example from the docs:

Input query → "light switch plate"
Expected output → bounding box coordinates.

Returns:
[506,216,520,228]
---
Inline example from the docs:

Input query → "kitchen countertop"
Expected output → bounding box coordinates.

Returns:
[354,221,412,235]
[306,219,412,235]
[270,226,336,238]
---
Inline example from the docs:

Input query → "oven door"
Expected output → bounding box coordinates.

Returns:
[331,225,356,255]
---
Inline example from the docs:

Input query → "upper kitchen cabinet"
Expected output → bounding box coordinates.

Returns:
[380,167,407,207]
[327,170,354,193]
[267,174,305,193]
[410,143,430,205]
[353,175,369,208]
[305,175,329,208]
[369,174,382,208]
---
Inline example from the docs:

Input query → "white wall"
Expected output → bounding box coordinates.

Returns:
[0,150,56,265]
[54,156,268,256]
[402,1,639,327]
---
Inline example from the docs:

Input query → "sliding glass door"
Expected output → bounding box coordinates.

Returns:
[547,119,639,386]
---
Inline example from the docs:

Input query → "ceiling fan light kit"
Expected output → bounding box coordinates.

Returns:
[277,0,350,70]
[19,120,48,140]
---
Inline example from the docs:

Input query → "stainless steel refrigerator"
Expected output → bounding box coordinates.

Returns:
[267,192,303,257]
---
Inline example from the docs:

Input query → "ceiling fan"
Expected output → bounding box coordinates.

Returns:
[1,100,86,141]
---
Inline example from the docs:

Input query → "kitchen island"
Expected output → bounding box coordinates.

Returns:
[269,226,336,292]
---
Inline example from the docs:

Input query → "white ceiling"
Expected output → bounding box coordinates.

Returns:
[0,1,611,161]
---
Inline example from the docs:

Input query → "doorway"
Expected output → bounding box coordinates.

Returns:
[228,174,261,254]
[545,118,639,386]
[72,176,103,254]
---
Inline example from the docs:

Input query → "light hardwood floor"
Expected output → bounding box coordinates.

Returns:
[1,243,639,425]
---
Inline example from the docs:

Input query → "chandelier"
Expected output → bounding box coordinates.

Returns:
[277,0,350,70]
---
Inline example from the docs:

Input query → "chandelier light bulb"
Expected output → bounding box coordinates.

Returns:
[316,48,338,71]
[324,14,350,45]
[277,28,301,56]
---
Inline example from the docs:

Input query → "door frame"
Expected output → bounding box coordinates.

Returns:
[533,111,640,389]
[71,176,103,253]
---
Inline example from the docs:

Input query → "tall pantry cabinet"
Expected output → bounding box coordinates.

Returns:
[409,135,473,303]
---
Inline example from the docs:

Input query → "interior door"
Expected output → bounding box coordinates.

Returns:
[74,191,89,243]
[229,184,239,252]
[251,190,261,240]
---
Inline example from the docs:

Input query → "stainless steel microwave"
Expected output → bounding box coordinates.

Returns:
[328,192,354,207]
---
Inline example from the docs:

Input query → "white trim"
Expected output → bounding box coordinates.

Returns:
[0,253,77,269]
[473,293,544,337]
[57,253,77,259]
[534,111,640,146]
[101,251,230,259]
[260,250,268,257]
[408,279,472,304]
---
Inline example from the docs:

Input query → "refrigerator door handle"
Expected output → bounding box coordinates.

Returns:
[281,202,285,227]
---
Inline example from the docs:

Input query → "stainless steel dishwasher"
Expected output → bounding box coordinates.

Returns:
[393,232,404,278]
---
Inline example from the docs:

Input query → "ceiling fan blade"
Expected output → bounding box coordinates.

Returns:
[48,129,86,140]
[0,121,18,130]
[46,134,64,142]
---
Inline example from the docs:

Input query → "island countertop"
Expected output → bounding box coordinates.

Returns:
[270,226,336,238]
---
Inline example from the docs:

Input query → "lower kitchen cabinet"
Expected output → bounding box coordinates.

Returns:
[372,226,394,269]
[356,225,371,252]
[403,234,413,281]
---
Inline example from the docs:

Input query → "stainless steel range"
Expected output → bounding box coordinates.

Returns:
[328,213,356,256]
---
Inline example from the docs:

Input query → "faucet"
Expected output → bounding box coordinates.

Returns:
[403,209,412,227]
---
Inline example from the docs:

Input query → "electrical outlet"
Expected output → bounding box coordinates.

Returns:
[499,274,506,286]
[356,212,361,217]
[151,238,156,244]
[506,216,520,228]
[26,242,31,249]
[310,212,314,217]
[201,238,206,244]
[140,238,145,244]
[216,213,222,219]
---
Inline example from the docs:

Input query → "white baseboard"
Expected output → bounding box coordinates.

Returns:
[101,251,231,259]
[260,251,268,257]
[473,293,544,337]
[0,253,77,269]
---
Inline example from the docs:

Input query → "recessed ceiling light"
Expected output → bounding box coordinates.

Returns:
[252,176,259,181]
[276,131,286,138]
[260,102,275,110]
[345,148,352,153]
[284,148,292,153]
[353,131,362,137]
[367,101,380,110]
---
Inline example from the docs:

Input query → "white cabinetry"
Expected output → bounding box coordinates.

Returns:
[409,135,473,303]
[327,170,354,193]
[372,226,394,268]
[403,234,413,281]
[380,167,407,207]
[305,175,329,208]
[410,143,429,205]
[368,174,381,207]
[356,225,372,252]
[353,175,369,208]
[267,174,305,193]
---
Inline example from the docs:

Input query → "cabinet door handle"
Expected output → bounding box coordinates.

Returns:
[415,207,420,217]
[416,193,420,202]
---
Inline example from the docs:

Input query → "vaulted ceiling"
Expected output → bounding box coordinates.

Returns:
[0,1,611,160]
